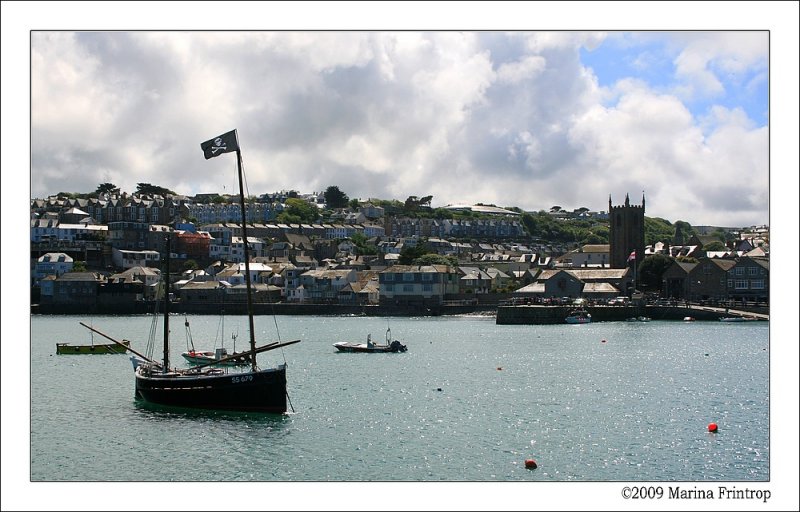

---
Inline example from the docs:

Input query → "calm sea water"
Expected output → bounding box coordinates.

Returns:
[29,314,769,483]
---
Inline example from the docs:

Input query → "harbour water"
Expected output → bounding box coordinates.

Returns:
[20,313,781,507]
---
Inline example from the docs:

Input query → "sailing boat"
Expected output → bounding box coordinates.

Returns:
[181,314,251,367]
[82,129,300,413]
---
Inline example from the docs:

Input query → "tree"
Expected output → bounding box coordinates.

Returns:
[582,232,606,244]
[350,232,378,256]
[644,217,675,246]
[637,254,674,292]
[72,261,87,272]
[95,183,119,195]
[702,241,726,252]
[349,198,361,210]
[414,253,457,266]
[710,227,734,243]
[324,186,349,209]
[276,213,303,224]
[135,183,176,196]
[280,197,319,223]
[399,243,430,265]
[673,220,696,244]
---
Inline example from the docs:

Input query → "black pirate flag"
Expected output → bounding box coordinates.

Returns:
[201,129,239,159]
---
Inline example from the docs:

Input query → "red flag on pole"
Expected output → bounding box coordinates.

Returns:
[627,250,636,263]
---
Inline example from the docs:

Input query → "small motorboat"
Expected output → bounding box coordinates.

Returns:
[720,316,758,322]
[181,347,252,366]
[334,328,408,353]
[565,309,591,324]
[683,316,696,322]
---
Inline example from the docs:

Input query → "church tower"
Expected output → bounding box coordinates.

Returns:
[608,193,645,269]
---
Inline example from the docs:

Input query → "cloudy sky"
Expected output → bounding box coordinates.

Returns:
[4,4,800,510]
[25,24,775,227]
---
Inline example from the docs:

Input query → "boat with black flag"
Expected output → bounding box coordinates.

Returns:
[82,129,301,413]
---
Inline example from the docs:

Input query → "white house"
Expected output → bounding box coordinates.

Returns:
[33,252,73,284]
[112,248,160,269]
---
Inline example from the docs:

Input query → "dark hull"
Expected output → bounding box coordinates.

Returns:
[135,365,287,413]
[56,341,130,354]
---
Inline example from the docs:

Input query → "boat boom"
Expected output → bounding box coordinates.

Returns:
[186,339,302,370]
[79,322,156,365]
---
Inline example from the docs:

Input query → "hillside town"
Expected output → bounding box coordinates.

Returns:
[30,188,769,314]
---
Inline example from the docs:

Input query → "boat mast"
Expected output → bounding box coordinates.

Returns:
[235,146,258,372]
[163,235,170,371]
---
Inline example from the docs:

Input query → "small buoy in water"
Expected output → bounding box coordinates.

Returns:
[436,388,442,392]
[524,459,537,469]
[601,339,607,343]
[497,367,502,371]
[704,353,709,356]
[708,422,718,433]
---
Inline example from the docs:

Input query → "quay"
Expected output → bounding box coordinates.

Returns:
[495,304,769,324]
[32,301,767,323]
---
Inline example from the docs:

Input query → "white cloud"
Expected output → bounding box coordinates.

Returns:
[672,32,768,101]
[28,31,768,226]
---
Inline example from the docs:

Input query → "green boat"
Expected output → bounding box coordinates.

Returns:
[56,340,131,355]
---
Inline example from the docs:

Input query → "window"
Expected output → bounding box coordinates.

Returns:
[735,279,748,290]
[735,267,744,276]
[403,284,413,292]
[383,284,394,292]
[422,273,433,281]
[727,279,734,288]
[423,284,433,292]
[385,273,394,282]
[403,273,414,282]
[751,280,765,289]
[748,267,758,276]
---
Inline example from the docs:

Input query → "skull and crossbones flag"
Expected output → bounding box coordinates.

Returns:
[201,129,239,159]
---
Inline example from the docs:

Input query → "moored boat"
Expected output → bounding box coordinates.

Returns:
[180,316,251,367]
[334,327,407,353]
[82,129,301,414]
[56,340,131,355]
[565,309,591,324]
[720,316,759,322]
[182,347,252,367]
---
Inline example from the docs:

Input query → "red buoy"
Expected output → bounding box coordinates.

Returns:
[524,459,537,469]
[708,422,718,433]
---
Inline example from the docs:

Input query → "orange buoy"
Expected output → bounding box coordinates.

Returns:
[708,422,718,433]
[524,459,537,469]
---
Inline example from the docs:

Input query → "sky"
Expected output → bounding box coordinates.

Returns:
[4,2,799,511]
[24,25,773,228]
